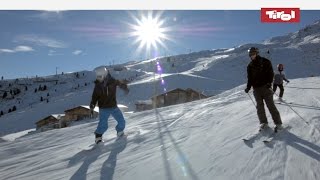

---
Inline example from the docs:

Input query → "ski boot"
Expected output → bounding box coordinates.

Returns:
[274,124,283,133]
[95,133,103,144]
[259,123,269,132]
[117,131,124,138]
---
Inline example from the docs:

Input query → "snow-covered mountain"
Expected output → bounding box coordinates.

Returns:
[0,19,320,180]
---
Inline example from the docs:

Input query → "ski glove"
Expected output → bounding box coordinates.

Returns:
[244,88,250,93]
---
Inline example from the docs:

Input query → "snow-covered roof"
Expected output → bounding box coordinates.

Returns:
[36,114,65,124]
[151,88,205,99]
[80,105,90,109]
[51,114,65,119]
[117,104,128,108]
[65,105,99,113]
[135,100,153,105]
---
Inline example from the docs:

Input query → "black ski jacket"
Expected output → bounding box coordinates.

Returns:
[90,75,129,109]
[246,55,274,90]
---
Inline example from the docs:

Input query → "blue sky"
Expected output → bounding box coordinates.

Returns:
[0,10,319,79]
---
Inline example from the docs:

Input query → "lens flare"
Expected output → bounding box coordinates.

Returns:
[129,11,171,54]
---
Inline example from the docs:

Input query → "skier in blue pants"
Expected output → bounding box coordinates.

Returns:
[95,107,126,136]
[90,67,129,144]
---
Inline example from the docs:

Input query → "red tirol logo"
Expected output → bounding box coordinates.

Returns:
[261,8,300,23]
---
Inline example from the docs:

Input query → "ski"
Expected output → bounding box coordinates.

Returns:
[262,135,276,143]
[274,98,292,105]
[242,127,273,141]
[242,131,262,141]
[262,126,290,143]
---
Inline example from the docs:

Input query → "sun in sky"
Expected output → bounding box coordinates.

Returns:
[129,11,171,56]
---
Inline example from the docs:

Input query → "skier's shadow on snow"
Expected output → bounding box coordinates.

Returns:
[68,137,127,180]
[69,145,103,180]
[100,137,127,180]
[154,108,200,180]
[264,130,320,161]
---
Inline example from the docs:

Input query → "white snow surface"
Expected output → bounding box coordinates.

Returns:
[0,77,320,180]
[0,20,320,180]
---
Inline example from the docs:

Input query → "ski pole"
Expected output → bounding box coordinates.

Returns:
[273,92,309,125]
[247,93,256,107]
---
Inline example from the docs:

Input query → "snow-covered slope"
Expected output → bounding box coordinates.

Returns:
[0,77,319,180]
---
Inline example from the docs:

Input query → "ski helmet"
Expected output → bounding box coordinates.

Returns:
[94,66,108,82]
[277,64,284,71]
[248,47,259,56]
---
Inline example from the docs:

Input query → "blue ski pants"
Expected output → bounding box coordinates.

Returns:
[95,107,126,135]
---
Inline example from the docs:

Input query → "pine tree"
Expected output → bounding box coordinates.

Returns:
[2,91,7,99]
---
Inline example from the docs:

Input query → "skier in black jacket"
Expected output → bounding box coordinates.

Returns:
[245,47,283,132]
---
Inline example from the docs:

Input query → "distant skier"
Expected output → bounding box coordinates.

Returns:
[244,47,283,132]
[273,64,289,100]
[90,67,129,144]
